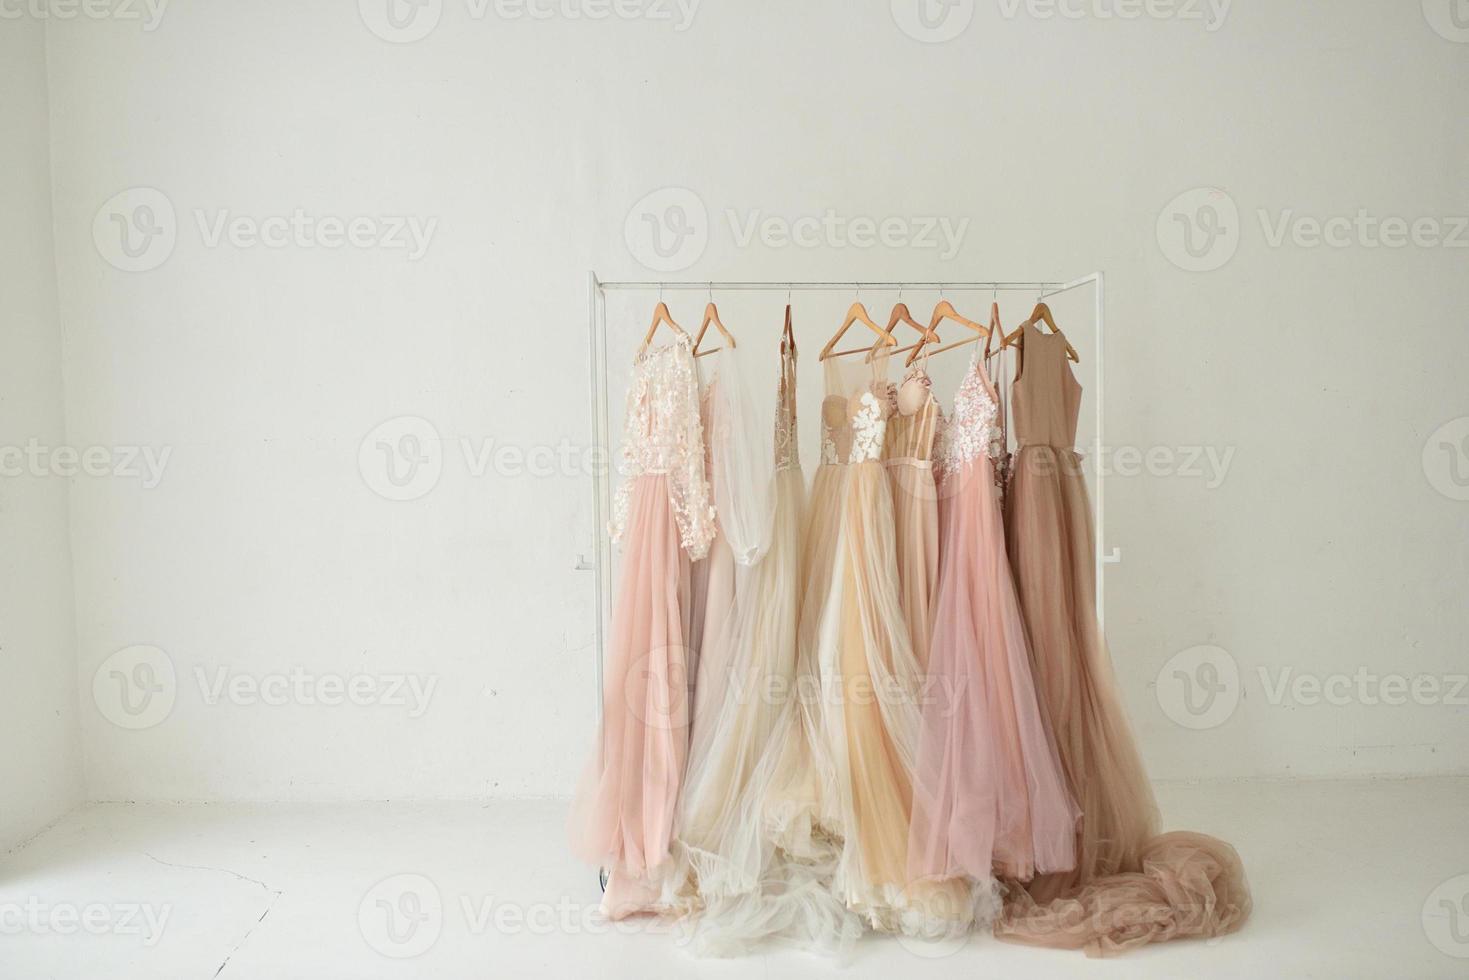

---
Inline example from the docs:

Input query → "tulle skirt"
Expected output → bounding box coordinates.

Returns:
[885,460,939,672]
[1000,446,1251,954]
[820,459,978,933]
[910,455,1079,891]
[787,461,848,839]
[568,474,692,919]
[678,464,863,956]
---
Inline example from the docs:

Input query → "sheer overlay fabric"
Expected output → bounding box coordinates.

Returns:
[999,324,1251,955]
[570,335,714,918]
[677,328,862,956]
[910,351,1080,899]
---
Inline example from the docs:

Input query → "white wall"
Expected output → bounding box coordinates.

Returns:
[40,0,1469,803]
[1,16,82,849]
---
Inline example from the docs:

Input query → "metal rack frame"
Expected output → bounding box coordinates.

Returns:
[584,272,1107,732]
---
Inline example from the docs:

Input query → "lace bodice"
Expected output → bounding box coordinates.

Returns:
[938,353,1007,483]
[849,382,896,464]
[610,334,717,560]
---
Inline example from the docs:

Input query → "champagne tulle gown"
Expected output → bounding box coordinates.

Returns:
[816,349,970,933]
[999,323,1251,955]
[569,333,716,919]
[908,351,1080,909]
[679,318,862,956]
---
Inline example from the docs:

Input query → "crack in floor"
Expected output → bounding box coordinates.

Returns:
[143,851,283,978]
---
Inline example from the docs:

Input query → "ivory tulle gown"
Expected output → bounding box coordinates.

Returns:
[999,322,1252,955]
[781,355,861,843]
[908,350,1079,904]
[569,333,716,918]
[679,317,862,956]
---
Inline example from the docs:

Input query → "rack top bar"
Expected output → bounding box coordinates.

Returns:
[593,274,1100,295]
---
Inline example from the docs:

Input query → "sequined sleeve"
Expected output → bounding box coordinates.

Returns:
[608,368,646,545]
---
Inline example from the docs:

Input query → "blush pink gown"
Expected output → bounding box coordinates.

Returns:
[909,352,1080,896]
[568,333,716,919]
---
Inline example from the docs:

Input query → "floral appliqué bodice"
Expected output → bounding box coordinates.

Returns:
[849,381,897,464]
[610,334,717,560]
[938,354,1007,486]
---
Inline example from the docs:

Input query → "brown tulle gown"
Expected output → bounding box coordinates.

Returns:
[999,323,1252,956]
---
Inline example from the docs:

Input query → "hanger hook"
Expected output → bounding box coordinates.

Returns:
[658,282,664,304]
[707,281,714,305]
[785,284,792,306]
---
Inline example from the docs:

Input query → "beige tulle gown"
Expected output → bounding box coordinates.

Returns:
[679,317,862,955]
[569,333,716,919]
[999,323,1252,955]
[882,362,943,672]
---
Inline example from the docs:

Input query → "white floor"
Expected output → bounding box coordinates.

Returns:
[2,778,1466,979]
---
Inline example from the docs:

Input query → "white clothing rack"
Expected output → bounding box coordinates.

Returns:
[584,271,1107,731]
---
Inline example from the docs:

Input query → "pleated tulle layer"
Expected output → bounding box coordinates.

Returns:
[910,455,1079,890]
[568,474,691,918]
[1002,446,1251,951]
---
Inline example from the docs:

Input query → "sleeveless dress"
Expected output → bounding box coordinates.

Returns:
[569,333,716,919]
[999,322,1252,955]
[908,350,1078,904]
[882,364,943,672]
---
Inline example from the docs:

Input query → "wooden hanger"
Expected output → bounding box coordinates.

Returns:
[639,300,687,355]
[905,298,990,365]
[780,303,796,355]
[865,302,940,363]
[692,299,736,359]
[1001,300,1080,362]
[819,300,897,360]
